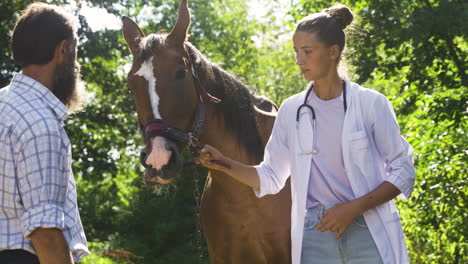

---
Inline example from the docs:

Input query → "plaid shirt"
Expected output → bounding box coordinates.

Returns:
[0,73,88,261]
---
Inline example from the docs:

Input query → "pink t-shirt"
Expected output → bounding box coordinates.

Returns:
[306,89,355,208]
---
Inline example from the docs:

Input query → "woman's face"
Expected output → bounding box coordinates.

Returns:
[293,31,337,81]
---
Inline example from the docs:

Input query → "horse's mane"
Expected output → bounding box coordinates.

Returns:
[139,34,264,161]
[185,42,264,162]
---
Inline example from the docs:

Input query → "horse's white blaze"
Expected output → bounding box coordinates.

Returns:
[134,56,160,119]
[134,56,172,170]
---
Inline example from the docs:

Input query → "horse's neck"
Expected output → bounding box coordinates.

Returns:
[199,103,276,198]
[253,105,277,148]
[200,104,256,164]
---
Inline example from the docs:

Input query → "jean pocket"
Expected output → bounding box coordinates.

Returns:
[352,215,368,228]
[304,215,320,230]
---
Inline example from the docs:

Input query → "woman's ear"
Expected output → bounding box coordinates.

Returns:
[329,44,341,61]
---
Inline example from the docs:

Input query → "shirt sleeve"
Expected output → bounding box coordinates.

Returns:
[16,131,69,238]
[254,102,292,197]
[370,95,416,199]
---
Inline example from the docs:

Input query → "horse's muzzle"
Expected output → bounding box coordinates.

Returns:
[140,140,183,185]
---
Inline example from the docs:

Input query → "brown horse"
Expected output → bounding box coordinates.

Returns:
[122,0,291,263]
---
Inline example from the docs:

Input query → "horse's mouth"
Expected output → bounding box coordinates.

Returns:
[143,152,181,185]
[144,174,174,185]
[144,166,177,185]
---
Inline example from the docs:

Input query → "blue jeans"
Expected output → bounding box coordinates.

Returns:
[301,205,383,264]
[0,249,39,264]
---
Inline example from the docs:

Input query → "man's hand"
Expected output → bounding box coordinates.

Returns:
[29,227,74,264]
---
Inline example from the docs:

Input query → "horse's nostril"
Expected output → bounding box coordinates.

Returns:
[140,150,152,169]
[164,141,174,152]
[169,146,177,154]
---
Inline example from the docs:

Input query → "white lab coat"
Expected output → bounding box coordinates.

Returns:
[254,79,415,264]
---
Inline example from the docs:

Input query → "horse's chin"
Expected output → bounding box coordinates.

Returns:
[144,163,180,185]
[144,174,174,185]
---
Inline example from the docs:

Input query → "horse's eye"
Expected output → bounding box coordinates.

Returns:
[127,87,134,95]
[175,69,186,80]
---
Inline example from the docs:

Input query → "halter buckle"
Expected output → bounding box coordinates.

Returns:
[187,132,201,150]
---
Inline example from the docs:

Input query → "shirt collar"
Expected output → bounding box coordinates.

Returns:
[10,73,69,122]
[306,81,346,103]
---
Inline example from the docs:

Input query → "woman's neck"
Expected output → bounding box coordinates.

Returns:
[313,71,343,101]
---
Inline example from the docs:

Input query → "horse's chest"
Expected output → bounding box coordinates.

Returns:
[201,185,258,221]
[199,176,292,264]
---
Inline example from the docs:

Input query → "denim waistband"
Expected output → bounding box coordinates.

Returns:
[305,204,333,218]
[305,204,367,227]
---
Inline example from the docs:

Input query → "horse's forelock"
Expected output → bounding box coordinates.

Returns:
[139,34,168,62]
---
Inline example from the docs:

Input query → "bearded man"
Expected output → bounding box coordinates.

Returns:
[0,3,88,264]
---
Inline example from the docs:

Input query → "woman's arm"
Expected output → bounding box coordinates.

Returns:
[198,145,260,190]
[370,94,415,199]
[317,93,415,240]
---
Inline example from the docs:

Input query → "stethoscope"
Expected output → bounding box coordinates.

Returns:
[296,81,347,155]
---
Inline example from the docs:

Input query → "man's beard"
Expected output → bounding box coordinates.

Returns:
[53,55,86,114]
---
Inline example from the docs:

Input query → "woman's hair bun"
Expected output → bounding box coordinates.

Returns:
[324,4,354,30]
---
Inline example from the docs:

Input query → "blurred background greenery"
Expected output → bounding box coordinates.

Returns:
[0,0,466,263]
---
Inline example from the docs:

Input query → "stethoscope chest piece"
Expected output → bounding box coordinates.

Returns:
[300,148,318,155]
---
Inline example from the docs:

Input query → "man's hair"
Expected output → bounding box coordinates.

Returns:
[11,3,77,67]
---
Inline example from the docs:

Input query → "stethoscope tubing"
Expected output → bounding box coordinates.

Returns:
[296,81,347,155]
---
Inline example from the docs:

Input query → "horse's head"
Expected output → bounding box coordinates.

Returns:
[122,0,203,185]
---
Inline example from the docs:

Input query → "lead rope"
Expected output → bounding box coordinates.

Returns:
[192,166,204,264]
[184,145,205,264]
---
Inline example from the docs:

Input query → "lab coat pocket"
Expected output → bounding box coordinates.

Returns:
[349,130,369,150]
[349,130,375,181]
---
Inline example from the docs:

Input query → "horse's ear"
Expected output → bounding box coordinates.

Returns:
[122,16,145,55]
[167,0,190,47]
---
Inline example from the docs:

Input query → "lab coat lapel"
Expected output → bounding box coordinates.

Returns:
[295,83,315,156]
[294,82,315,198]
[294,83,314,193]
[295,106,314,200]
[290,86,315,264]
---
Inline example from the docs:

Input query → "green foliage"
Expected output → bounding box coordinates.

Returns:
[0,0,466,263]
[397,87,467,264]
[109,167,209,264]
[0,0,27,84]
[81,242,120,264]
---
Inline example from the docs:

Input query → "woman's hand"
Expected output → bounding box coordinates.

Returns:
[197,145,231,172]
[315,200,363,240]
[197,145,260,189]
[316,182,401,240]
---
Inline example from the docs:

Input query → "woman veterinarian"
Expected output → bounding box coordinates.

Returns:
[199,3,415,264]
